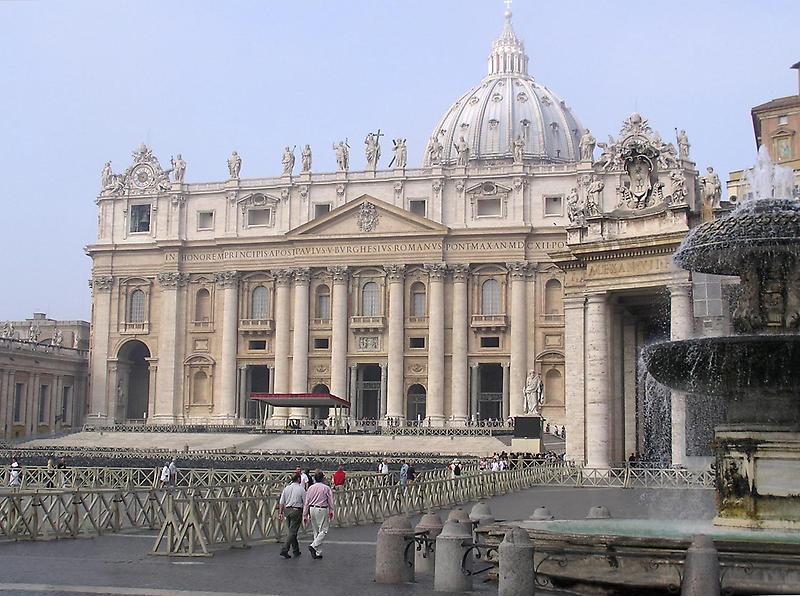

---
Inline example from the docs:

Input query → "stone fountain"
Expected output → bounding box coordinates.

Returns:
[644,146,800,529]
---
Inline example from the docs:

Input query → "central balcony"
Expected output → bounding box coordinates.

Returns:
[350,315,385,333]
[238,318,274,334]
[470,314,508,332]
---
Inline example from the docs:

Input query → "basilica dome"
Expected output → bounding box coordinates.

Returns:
[424,10,584,166]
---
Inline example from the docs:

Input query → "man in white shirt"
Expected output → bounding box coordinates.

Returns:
[160,462,171,488]
[9,458,21,487]
[278,474,306,559]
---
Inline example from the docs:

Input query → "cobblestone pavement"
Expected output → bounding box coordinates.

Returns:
[0,486,714,595]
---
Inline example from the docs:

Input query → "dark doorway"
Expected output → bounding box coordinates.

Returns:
[407,384,426,422]
[311,383,330,419]
[246,365,270,420]
[478,363,503,420]
[358,364,381,420]
[117,340,151,421]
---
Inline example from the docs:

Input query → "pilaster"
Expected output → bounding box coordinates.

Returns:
[154,272,188,423]
[507,261,532,417]
[89,276,114,423]
[450,265,470,425]
[215,270,239,418]
[424,263,446,426]
[669,283,694,466]
[585,292,610,468]
[290,268,311,419]
[385,264,405,422]
[328,266,349,403]
[272,269,293,421]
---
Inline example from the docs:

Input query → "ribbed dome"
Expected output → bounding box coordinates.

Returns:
[424,10,584,166]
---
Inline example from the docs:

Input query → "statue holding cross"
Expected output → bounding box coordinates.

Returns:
[365,129,383,171]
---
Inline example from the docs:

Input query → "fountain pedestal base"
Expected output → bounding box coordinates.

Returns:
[714,429,800,530]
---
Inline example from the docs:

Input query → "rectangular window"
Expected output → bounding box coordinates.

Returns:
[62,386,72,424]
[129,204,151,233]
[313,337,330,350]
[247,208,272,227]
[692,273,723,318]
[38,385,48,424]
[13,383,23,423]
[544,196,563,216]
[477,198,501,217]
[248,340,267,350]
[409,199,427,217]
[409,337,426,349]
[779,115,789,125]
[197,211,214,230]
[480,336,500,348]
[314,204,331,218]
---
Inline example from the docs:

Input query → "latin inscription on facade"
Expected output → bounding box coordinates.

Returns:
[586,256,670,279]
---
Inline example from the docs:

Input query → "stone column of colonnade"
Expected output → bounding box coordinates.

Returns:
[271,270,293,422]
[425,263,447,426]
[217,271,239,418]
[290,268,311,419]
[385,265,405,422]
[328,267,349,403]
[669,283,694,466]
[585,292,610,468]
[154,272,187,422]
[450,265,470,425]
[508,262,532,417]
[89,276,114,421]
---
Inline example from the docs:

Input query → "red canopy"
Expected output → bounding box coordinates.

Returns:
[249,392,350,408]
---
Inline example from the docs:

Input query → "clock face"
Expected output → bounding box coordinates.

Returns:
[132,165,155,189]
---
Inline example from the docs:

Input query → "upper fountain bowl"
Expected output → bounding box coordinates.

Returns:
[674,198,800,276]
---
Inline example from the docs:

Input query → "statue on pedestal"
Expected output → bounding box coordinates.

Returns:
[700,166,722,209]
[281,146,296,176]
[101,162,113,190]
[523,370,544,415]
[428,135,444,165]
[28,322,40,344]
[512,134,525,164]
[333,140,350,171]
[171,154,186,183]
[586,176,604,216]
[227,151,241,179]
[567,187,582,224]
[391,138,407,168]
[455,136,470,166]
[50,328,63,347]
[676,129,690,160]
[301,144,312,173]
[579,129,596,161]
[1,321,13,339]
[364,131,382,171]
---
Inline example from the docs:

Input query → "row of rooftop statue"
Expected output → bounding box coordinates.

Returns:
[98,113,723,217]
[0,321,77,348]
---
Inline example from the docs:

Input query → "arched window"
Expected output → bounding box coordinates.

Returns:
[195,288,211,322]
[315,284,331,320]
[311,383,330,395]
[361,282,379,316]
[251,286,269,319]
[410,282,426,318]
[544,279,563,315]
[129,289,145,323]
[481,279,501,315]
[407,384,427,421]
[192,371,209,404]
[544,369,563,405]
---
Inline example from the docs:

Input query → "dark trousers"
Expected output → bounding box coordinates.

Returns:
[281,508,302,555]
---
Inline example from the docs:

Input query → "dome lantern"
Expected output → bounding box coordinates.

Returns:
[488,8,529,77]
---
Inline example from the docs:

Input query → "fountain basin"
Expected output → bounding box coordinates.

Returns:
[643,335,800,427]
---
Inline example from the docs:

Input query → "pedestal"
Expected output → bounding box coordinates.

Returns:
[512,415,542,453]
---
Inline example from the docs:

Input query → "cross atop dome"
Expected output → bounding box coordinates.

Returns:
[488,0,529,77]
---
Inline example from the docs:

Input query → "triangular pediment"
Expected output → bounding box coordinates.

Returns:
[288,194,449,238]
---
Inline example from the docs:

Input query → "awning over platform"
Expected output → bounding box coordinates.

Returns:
[248,393,350,408]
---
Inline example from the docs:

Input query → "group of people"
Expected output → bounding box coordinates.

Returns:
[7,455,70,488]
[159,458,179,488]
[545,423,566,439]
[277,467,336,560]
[376,459,419,486]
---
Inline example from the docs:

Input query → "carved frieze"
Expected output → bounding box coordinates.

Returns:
[358,336,380,352]
[101,144,171,197]
[356,201,380,232]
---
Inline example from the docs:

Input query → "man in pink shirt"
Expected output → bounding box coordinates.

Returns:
[303,470,335,559]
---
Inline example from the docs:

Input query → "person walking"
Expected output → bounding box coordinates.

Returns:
[278,473,306,559]
[303,470,335,560]
[168,458,178,487]
[46,456,55,488]
[160,461,171,489]
[399,460,409,488]
[8,457,21,488]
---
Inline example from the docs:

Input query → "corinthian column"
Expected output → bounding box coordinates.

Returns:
[507,261,532,417]
[89,276,114,423]
[328,266,349,402]
[585,292,610,468]
[216,271,239,418]
[272,269,293,422]
[669,283,694,466]
[291,268,310,420]
[385,264,405,423]
[450,265,470,425]
[155,272,188,422]
[424,263,446,426]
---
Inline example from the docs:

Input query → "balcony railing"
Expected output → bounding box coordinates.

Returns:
[310,317,332,328]
[470,314,508,331]
[238,319,274,334]
[350,315,385,333]
[408,316,429,325]
[191,319,214,332]
[120,321,149,335]
[542,313,565,324]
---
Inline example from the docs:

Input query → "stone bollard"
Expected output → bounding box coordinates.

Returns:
[530,506,554,521]
[681,535,720,596]
[586,505,611,519]
[499,528,535,596]
[447,507,472,530]
[434,520,473,593]
[415,511,443,575]
[375,515,415,584]
[469,502,495,527]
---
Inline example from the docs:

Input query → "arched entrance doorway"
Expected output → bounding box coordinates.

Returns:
[310,383,330,420]
[407,384,426,423]
[116,340,151,421]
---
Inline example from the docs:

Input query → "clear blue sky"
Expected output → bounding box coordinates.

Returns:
[1,0,798,321]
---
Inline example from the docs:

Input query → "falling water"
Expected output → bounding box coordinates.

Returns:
[637,353,671,465]
[742,145,796,204]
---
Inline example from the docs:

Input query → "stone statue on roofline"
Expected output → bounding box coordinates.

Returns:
[28,322,41,344]
[281,146,296,176]
[454,136,470,166]
[333,140,350,171]
[428,134,444,165]
[365,131,381,171]
[171,154,186,183]
[101,162,113,190]
[512,134,525,164]
[700,166,722,209]
[579,129,596,162]
[227,151,241,179]
[391,138,407,169]
[301,144,312,172]
[676,129,690,159]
